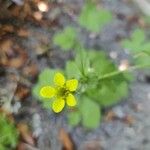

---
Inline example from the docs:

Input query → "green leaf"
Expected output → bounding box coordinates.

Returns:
[32,68,57,100]
[65,61,82,79]
[68,111,81,126]
[122,29,150,52]
[74,49,90,77]
[38,68,57,85]
[0,113,19,150]
[80,96,101,128]
[122,28,150,67]
[98,80,128,107]
[32,68,59,109]
[131,29,145,43]
[79,1,112,32]
[88,50,116,76]
[0,144,5,150]
[53,26,77,51]
[134,53,150,66]
[32,84,42,100]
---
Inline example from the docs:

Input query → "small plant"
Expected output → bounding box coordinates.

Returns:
[33,49,131,128]
[33,0,150,129]
[79,0,112,32]
[53,27,77,51]
[0,112,19,150]
[122,29,150,66]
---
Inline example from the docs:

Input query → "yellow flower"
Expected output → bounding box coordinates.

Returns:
[40,72,78,113]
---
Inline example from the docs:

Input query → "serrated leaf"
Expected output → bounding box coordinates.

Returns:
[39,68,57,85]
[98,80,128,107]
[68,111,81,126]
[53,26,77,51]
[32,84,42,100]
[65,61,82,79]
[33,68,57,100]
[134,53,150,66]
[79,1,112,32]
[80,96,101,128]
[32,68,59,109]
[88,50,116,76]
[75,49,90,76]
[122,29,150,53]
[131,29,145,43]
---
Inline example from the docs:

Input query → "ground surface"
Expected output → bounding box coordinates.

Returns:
[0,0,150,150]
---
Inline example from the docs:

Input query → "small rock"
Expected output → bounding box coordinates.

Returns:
[113,106,125,119]
[124,127,136,139]
[80,140,102,150]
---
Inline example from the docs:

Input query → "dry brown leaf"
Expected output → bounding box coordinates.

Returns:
[123,115,135,126]
[0,39,13,52]
[104,110,116,122]
[9,5,22,17]
[1,24,14,33]
[23,62,38,78]
[17,142,39,150]
[17,28,30,37]
[17,142,26,150]
[17,123,35,146]
[15,84,30,100]
[0,39,27,68]
[59,128,74,150]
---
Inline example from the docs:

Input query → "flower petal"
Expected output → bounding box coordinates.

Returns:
[66,79,78,92]
[54,73,65,87]
[40,86,56,98]
[66,93,77,106]
[52,98,65,113]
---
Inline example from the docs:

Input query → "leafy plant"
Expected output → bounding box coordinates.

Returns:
[33,50,130,128]
[0,112,19,150]
[78,0,112,32]
[66,50,130,128]
[122,29,150,66]
[53,1,112,51]
[53,27,77,51]
[33,2,150,129]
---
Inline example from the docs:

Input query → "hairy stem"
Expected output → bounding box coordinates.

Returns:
[98,64,150,80]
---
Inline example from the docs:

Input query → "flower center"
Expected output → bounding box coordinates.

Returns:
[56,87,69,98]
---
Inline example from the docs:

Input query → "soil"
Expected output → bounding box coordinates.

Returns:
[0,0,150,150]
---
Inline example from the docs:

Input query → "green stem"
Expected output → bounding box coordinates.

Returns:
[98,64,150,80]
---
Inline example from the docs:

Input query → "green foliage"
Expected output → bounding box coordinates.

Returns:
[53,27,77,51]
[134,53,150,66]
[33,2,150,130]
[64,50,130,128]
[0,113,19,150]
[68,96,101,128]
[68,111,81,127]
[33,48,131,129]
[80,96,101,128]
[32,68,60,109]
[67,50,129,105]
[78,0,112,32]
[122,29,150,65]
[122,29,150,52]
[143,16,150,24]
[65,61,82,79]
